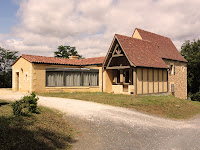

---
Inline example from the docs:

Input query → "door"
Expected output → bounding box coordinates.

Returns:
[16,72,19,91]
[123,70,129,92]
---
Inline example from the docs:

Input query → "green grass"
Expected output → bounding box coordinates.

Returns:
[38,92,200,119]
[0,100,75,150]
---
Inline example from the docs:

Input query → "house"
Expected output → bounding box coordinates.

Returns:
[12,28,187,99]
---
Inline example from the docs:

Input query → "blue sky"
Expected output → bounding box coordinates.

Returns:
[0,0,19,33]
[0,0,199,58]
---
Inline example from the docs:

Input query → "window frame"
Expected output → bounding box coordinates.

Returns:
[46,68,99,87]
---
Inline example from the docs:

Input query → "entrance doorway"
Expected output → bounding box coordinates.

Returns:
[16,72,19,91]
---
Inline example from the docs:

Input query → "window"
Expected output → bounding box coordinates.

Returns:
[169,64,175,75]
[83,72,98,86]
[46,69,99,87]
[66,72,81,87]
[46,71,64,87]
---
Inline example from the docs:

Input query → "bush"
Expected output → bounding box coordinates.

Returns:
[191,91,200,101]
[12,92,39,116]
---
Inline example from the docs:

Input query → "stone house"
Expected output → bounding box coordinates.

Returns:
[12,28,187,99]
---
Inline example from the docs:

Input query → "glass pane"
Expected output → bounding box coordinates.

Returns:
[55,72,64,86]
[83,73,89,86]
[89,73,98,86]
[47,72,56,86]
[73,72,81,86]
[66,73,74,86]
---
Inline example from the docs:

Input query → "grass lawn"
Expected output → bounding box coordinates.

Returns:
[39,92,200,119]
[0,100,75,150]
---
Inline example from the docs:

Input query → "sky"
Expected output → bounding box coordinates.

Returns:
[0,0,199,58]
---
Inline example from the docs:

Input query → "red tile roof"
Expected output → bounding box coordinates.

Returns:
[136,28,187,62]
[115,34,168,68]
[17,54,105,66]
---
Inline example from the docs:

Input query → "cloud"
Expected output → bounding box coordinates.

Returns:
[0,0,200,57]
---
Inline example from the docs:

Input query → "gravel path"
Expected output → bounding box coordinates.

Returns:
[1,89,200,150]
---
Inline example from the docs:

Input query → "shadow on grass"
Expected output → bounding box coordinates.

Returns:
[0,116,76,150]
[0,102,9,107]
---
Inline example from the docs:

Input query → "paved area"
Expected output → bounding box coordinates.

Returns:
[0,89,200,150]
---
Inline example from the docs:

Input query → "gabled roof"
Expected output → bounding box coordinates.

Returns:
[115,34,168,68]
[13,54,105,66]
[136,28,187,62]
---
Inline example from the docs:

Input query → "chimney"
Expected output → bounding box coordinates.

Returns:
[69,55,79,60]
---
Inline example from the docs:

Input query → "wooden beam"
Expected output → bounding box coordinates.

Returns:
[134,68,137,95]
[112,54,124,57]
[106,56,113,68]
[153,68,154,93]
[120,70,123,83]
[106,66,130,69]
[158,69,159,93]
[142,68,143,94]
[112,44,119,56]
[106,44,119,68]
[162,69,164,92]
[147,68,149,94]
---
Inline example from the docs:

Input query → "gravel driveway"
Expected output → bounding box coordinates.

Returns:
[1,89,200,150]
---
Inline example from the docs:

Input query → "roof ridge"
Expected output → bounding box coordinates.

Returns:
[136,28,170,39]
[115,33,152,43]
[22,54,105,60]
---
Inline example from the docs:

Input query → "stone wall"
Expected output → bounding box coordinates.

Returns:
[163,59,187,99]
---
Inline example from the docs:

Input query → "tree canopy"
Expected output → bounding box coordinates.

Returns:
[0,47,18,88]
[54,45,82,59]
[181,39,200,101]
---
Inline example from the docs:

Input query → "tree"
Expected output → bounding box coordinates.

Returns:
[0,47,18,88]
[54,45,82,59]
[181,39,200,101]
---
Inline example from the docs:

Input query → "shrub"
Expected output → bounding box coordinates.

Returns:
[12,92,39,116]
[191,91,200,102]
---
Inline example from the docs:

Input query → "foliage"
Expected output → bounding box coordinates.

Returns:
[191,91,200,102]
[0,100,73,150]
[54,45,82,59]
[0,71,12,88]
[181,39,200,101]
[12,92,39,116]
[0,47,18,88]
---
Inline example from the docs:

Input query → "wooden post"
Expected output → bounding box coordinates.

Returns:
[147,68,149,94]
[158,69,159,93]
[120,70,123,84]
[153,68,154,93]
[142,68,143,94]
[134,68,137,95]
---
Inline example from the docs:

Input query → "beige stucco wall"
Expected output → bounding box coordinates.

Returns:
[103,69,113,93]
[132,29,142,39]
[112,85,123,94]
[12,57,32,92]
[163,59,187,99]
